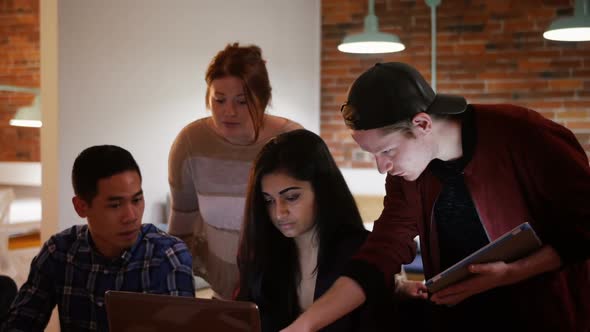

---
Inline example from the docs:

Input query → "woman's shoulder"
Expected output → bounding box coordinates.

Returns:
[176,117,210,138]
[262,115,303,136]
[171,117,225,154]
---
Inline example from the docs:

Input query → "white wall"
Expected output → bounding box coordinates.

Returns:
[0,162,41,186]
[340,168,386,196]
[53,0,320,229]
[0,162,42,226]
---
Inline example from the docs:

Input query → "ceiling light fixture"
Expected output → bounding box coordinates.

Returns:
[9,95,42,128]
[543,0,590,42]
[0,85,42,128]
[337,0,405,54]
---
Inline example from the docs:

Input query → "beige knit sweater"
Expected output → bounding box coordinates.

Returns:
[168,117,301,298]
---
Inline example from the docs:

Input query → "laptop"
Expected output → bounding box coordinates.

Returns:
[425,222,542,293]
[105,290,261,332]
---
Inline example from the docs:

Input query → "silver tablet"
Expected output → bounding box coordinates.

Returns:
[425,222,542,293]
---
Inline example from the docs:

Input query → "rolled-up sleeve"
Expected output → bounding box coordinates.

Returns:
[162,241,196,297]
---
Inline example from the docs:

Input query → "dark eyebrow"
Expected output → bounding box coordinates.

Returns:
[213,92,246,96]
[279,187,301,195]
[261,187,302,197]
[106,190,143,201]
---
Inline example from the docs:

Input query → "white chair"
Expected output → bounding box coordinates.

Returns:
[0,188,16,277]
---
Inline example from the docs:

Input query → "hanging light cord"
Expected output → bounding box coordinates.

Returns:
[425,0,441,92]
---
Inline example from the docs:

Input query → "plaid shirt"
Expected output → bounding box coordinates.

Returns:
[2,223,195,332]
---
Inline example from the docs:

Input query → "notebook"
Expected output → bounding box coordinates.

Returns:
[425,222,542,293]
[105,290,261,332]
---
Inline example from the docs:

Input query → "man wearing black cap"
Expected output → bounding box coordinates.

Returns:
[282,63,590,332]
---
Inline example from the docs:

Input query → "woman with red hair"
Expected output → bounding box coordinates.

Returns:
[167,43,301,299]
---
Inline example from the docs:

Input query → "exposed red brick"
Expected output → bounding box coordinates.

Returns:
[564,101,590,108]
[537,111,558,120]
[0,0,39,162]
[486,80,549,91]
[557,110,589,119]
[524,101,564,109]
[548,79,584,90]
[565,121,590,130]
[321,0,588,168]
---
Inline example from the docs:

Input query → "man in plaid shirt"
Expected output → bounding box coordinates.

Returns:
[2,145,195,331]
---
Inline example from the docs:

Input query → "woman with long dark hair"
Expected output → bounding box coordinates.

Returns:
[236,129,398,331]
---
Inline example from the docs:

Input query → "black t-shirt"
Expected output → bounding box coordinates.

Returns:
[427,108,520,331]
[429,107,489,271]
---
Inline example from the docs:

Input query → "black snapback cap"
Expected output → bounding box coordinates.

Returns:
[341,62,467,130]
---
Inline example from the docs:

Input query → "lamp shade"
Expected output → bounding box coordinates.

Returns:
[338,31,405,54]
[338,0,405,54]
[543,0,590,42]
[10,95,42,128]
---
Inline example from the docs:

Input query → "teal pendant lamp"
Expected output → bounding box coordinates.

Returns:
[338,0,405,54]
[0,85,42,128]
[543,0,590,42]
[10,95,42,128]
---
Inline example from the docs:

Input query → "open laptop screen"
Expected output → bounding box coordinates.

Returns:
[105,291,261,332]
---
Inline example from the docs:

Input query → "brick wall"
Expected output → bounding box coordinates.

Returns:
[0,0,40,162]
[322,0,590,168]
